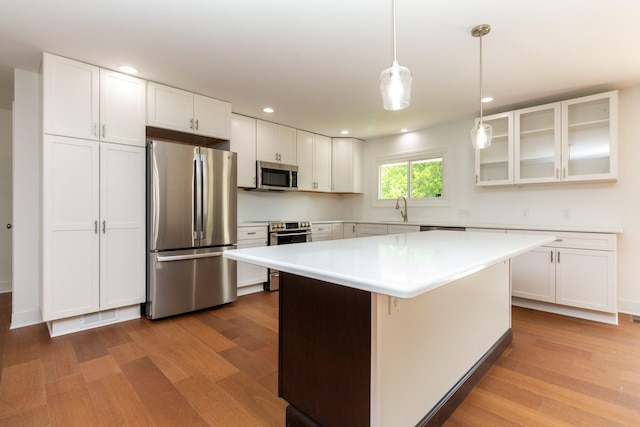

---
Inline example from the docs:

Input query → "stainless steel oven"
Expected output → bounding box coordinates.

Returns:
[265,221,311,291]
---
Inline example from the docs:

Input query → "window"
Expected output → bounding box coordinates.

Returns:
[377,150,448,206]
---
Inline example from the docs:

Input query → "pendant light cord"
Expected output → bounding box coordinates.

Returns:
[479,32,484,123]
[392,0,398,62]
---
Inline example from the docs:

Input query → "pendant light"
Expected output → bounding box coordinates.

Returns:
[470,24,492,149]
[380,0,412,111]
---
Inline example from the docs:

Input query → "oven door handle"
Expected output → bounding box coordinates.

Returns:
[272,231,312,238]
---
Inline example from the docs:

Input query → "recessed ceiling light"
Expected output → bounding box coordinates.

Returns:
[481,96,494,103]
[117,65,139,74]
[401,128,409,133]
[340,130,349,135]
[263,107,274,113]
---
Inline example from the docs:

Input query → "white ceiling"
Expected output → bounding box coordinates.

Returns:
[1,0,640,140]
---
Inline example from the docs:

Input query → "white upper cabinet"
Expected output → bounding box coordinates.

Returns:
[42,53,146,146]
[475,90,618,186]
[43,53,100,140]
[474,112,514,186]
[296,130,331,192]
[231,114,257,188]
[99,69,146,146]
[561,91,618,182]
[514,103,561,184]
[147,82,231,140]
[256,120,296,164]
[331,137,364,193]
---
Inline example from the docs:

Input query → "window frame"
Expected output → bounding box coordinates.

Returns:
[373,147,451,208]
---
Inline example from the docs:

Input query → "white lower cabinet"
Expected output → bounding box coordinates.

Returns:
[331,223,344,240]
[42,136,145,322]
[387,224,420,235]
[509,230,617,321]
[311,223,333,241]
[343,223,357,239]
[356,223,387,238]
[237,225,268,295]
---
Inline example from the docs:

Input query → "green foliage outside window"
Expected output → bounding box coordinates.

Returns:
[379,157,443,200]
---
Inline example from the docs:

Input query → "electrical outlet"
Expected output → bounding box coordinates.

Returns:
[389,297,400,314]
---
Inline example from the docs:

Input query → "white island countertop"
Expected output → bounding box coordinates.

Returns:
[224,230,556,298]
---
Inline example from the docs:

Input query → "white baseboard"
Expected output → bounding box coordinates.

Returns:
[47,305,142,337]
[0,279,11,293]
[11,308,43,329]
[237,283,265,296]
[617,298,640,316]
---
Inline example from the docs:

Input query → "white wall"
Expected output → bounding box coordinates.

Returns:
[341,86,640,315]
[0,108,12,293]
[238,189,349,223]
[11,69,41,328]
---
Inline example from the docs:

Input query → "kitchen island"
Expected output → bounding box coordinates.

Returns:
[224,231,555,426]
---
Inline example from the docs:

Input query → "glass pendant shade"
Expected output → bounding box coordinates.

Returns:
[471,121,493,149]
[380,60,412,111]
[470,24,492,149]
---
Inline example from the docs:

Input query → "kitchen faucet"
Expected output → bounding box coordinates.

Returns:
[395,196,408,222]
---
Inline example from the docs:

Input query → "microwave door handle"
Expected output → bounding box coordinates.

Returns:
[201,153,207,240]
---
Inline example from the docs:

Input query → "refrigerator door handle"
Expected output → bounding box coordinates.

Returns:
[193,151,202,243]
[156,252,224,262]
[201,153,208,240]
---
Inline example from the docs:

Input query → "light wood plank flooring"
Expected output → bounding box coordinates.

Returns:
[1,291,639,426]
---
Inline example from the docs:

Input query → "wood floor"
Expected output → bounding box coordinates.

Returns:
[1,291,639,426]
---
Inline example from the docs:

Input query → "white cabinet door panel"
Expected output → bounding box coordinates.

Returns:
[42,136,100,320]
[511,247,555,303]
[231,114,257,188]
[99,143,146,309]
[100,70,146,146]
[43,53,99,140]
[194,94,231,139]
[555,248,616,312]
[147,82,193,133]
[314,134,332,192]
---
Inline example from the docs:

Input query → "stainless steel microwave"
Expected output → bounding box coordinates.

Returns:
[255,161,298,191]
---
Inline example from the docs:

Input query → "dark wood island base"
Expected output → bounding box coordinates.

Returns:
[279,272,513,427]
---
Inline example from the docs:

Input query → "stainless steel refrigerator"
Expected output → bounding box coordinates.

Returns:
[146,139,237,319]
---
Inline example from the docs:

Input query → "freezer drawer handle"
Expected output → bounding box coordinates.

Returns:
[156,252,224,262]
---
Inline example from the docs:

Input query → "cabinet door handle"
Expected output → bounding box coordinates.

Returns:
[475,174,479,184]
[190,118,194,129]
[93,124,98,137]
[102,220,106,234]
[275,153,279,162]
[94,220,98,234]
[247,231,257,235]
[102,124,106,138]
[555,168,559,179]
[557,251,560,263]
[195,119,199,130]
[550,250,554,263]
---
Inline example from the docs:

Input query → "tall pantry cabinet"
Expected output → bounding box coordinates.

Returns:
[41,53,146,333]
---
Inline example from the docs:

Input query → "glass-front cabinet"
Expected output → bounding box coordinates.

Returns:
[514,103,561,184]
[475,90,618,187]
[475,112,513,186]
[562,91,617,182]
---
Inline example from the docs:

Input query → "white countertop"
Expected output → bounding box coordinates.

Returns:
[224,231,556,298]
[310,219,622,234]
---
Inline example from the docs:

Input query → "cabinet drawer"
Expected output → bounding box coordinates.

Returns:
[357,223,388,235]
[508,230,616,251]
[238,226,268,241]
[312,224,332,234]
[387,224,420,234]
